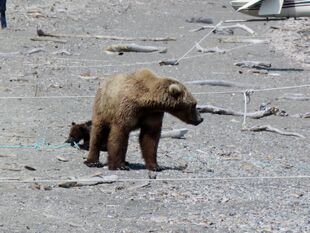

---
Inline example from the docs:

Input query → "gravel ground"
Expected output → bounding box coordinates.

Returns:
[0,0,309,232]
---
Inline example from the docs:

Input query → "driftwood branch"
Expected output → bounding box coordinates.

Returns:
[105,44,167,54]
[191,24,255,34]
[242,125,305,138]
[37,29,176,42]
[197,104,278,119]
[131,128,188,139]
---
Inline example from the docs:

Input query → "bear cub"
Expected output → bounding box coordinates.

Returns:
[86,68,203,171]
[65,121,107,151]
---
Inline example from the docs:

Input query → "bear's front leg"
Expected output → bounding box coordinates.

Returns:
[107,125,130,170]
[85,122,106,168]
[139,124,162,172]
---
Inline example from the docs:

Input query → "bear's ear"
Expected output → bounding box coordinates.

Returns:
[71,122,76,126]
[168,84,182,97]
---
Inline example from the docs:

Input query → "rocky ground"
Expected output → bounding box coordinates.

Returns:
[0,0,309,232]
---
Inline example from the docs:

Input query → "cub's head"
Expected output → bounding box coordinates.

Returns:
[65,121,91,145]
[167,82,203,126]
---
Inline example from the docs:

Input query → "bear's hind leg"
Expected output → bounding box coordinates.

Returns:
[107,125,130,170]
[139,113,163,171]
[85,123,106,168]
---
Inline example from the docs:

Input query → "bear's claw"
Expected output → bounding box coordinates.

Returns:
[84,160,105,168]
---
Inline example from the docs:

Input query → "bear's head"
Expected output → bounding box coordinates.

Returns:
[65,121,91,145]
[167,83,203,126]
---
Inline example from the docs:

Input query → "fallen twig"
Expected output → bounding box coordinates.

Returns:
[195,44,225,54]
[197,104,278,119]
[191,24,255,34]
[242,125,305,138]
[37,29,176,42]
[105,43,167,54]
[185,79,250,88]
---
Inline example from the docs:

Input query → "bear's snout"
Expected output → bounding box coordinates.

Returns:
[190,108,203,126]
[192,116,203,126]
[65,137,75,145]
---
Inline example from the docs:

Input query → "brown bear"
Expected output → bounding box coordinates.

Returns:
[65,121,107,151]
[85,68,203,170]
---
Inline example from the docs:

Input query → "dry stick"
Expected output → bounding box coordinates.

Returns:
[197,104,278,119]
[37,29,176,42]
[30,37,67,43]
[242,125,306,138]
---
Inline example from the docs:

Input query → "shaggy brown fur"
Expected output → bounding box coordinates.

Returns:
[86,68,203,170]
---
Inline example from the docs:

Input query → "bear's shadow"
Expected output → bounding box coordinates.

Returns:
[128,163,185,171]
